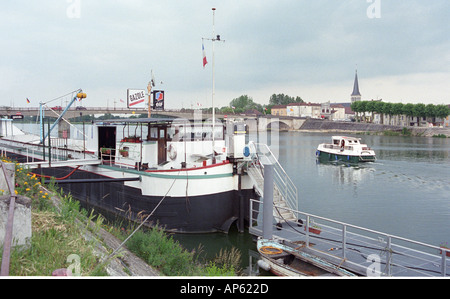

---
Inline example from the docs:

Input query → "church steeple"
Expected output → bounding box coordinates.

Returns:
[351,69,361,103]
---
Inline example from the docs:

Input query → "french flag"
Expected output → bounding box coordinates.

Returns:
[202,43,208,68]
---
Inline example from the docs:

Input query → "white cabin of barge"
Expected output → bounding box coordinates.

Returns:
[94,118,246,170]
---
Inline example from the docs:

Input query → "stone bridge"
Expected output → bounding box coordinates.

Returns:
[240,116,306,131]
[0,107,223,120]
[1,107,306,131]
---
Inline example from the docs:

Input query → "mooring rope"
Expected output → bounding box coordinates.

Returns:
[31,166,81,180]
[260,246,283,255]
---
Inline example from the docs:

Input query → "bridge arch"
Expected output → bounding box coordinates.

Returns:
[266,119,291,131]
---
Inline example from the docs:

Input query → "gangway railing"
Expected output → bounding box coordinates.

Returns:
[250,198,449,277]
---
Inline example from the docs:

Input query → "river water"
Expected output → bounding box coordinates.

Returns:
[14,123,450,274]
[278,132,449,244]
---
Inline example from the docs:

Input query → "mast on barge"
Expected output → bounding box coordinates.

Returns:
[203,7,225,162]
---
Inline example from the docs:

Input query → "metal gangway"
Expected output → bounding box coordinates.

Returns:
[246,142,298,225]
[249,198,450,277]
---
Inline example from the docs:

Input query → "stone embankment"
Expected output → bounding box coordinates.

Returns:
[406,127,450,137]
[299,118,450,137]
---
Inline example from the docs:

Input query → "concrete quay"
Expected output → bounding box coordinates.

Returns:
[299,118,450,137]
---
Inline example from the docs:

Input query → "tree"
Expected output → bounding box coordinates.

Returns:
[425,104,436,117]
[358,101,368,121]
[373,101,386,124]
[402,103,414,126]
[381,102,393,125]
[351,101,362,122]
[365,101,377,123]
[229,95,263,113]
[391,103,404,126]
[269,94,303,106]
[412,103,426,126]
[220,106,234,114]
[425,104,436,124]
[435,104,450,119]
[351,101,448,127]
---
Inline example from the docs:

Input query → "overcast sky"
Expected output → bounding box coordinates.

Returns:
[1,0,449,109]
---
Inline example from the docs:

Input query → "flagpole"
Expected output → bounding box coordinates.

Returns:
[211,7,216,162]
[203,8,223,162]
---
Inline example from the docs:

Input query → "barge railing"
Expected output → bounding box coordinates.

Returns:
[100,147,142,170]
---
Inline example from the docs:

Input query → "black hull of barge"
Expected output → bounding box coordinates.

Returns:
[37,166,258,234]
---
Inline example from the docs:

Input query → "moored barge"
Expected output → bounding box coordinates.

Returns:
[0,116,259,233]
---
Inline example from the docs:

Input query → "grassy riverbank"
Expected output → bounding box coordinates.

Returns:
[1,159,241,276]
[1,165,108,276]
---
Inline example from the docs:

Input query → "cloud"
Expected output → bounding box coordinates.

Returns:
[0,0,448,109]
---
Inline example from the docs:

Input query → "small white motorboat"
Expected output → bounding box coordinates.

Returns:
[316,136,376,163]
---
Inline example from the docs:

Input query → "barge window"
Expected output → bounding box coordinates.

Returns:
[150,127,158,139]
